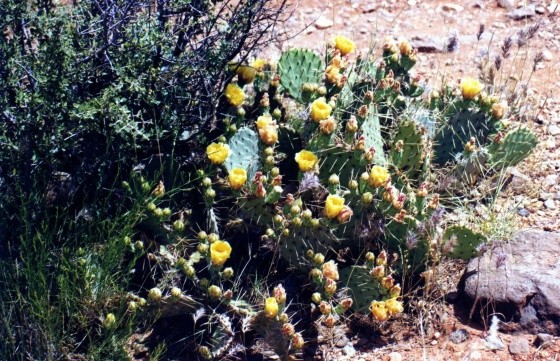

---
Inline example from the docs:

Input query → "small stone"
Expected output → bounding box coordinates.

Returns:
[315,16,333,30]
[517,208,530,217]
[449,329,469,344]
[335,335,349,348]
[544,199,556,209]
[410,35,447,53]
[507,5,536,20]
[434,331,441,339]
[389,352,402,361]
[508,337,530,355]
[469,351,482,360]
[545,174,559,187]
[342,344,356,356]
[437,3,464,12]
[498,0,516,10]
[534,333,554,346]
[546,139,556,149]
[430,340,438,346]
[535,6,546,14]
[361,3,378,13]
[547,124,560,135]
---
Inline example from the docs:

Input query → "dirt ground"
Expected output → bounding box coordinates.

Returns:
[264,1,560,360]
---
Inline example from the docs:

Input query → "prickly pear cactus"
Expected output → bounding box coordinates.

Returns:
[442,225,487,260]
[278,49,323,102]
[488,127,538,167]
[433,109,493,164]
[361,109,386,165]
[318,147,368,187]
[339,266,384,314]
[279,226,336,267]
[224,127,261,179]
[390,120,425,176]
[455,149,489,184]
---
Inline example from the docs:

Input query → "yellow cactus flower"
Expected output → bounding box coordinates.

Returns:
[310,98,332,122]
[258,125,278,145]
[325,194,345,219]
[385,297,404,315]
[228,168,247,190]
[210,240,232,267]
[333,35,356,55]
[206,142,230,165]
[370,300,389,321]
[252,58,267,71]
[295,150,318,172]
[369,165,390,188]
[460,77,484,100]
[225,83,245,107]
[264,297,279,318]
[256,114,273,130]
[236,66,257,83]
[325,65,342,85]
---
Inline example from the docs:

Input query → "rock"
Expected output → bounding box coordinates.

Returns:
[315,16,333,30]
[544,199,556,209]
[410,35,446,53]
[536,6,546,14]
[449,329,469,344]
[360,3,378,13]
[548,124,560,135]
[545,174,559,187]
[335,335,349,348]
[389,352,402,361]
[342,344,356,356]
[437,3,464,12]
[509,337,530,355]
[462,230,560,330]
[517,208,530,217]
[498,0,516,10]
[507,4,536,20]
[519,304,539,326]
[548,3,559,14]
[534,333,554,346]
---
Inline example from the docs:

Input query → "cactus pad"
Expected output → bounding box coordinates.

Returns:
[278,226,336,267]
[389,120,425,175]
[442,225,487,260]
[278,49,323,102]
[488,127,538,167]
[339,266,386,314]
[224,127,261,179]
[361,109,386,165]
[318,147,367,187]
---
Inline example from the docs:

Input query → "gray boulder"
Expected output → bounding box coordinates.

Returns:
[462,229,560,333]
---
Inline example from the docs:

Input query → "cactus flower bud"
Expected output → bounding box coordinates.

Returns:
[148,287,162,302]
[348,179,358,190]
[147,202,157,212]
[162,207,172,217]
[292,217,302,227]
[310,218,320,228]
[310,268,323,280]
[128,301,138,312]
[141,181,151,193]
[361,192,374,204]
[382,275,395,289]
[197,243,209,255]
[264,297,279,318]
[204,188,216,199]
[340,297,353,311]
[103,313,116,329]
[208,285,222,299]
[336,206,353,223]
[311,292,322,304]
[346,116,358,133]
[292,333,305,350]
[170,286,182,299]
[389,284,401,297]
[279,312,289,323]
[222,267,234,279]
[313,253,325,265]
[324,278,337,295]
[134,240,144,251]
[223,289,234,300]
[274,284,287,304]
[151,180,165,198]
[319,117,337,134]
[282,323,296,336]
[371,265,385,279]
[259,125,278,145]
[319,301,332,315]
[324,314,336,328]
[198,346,212,360]
[173,220,185,232]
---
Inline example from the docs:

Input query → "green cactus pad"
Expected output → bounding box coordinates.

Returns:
[239,198,276,228]
[361,109,386,165]
[442,225,487,260]
[488,127,538,167]
[278,49,323,102]
[339,266,387,314]
[224,127,261,180]
[318,147,367,188]
[385,218,430,271]
[389,120,425,175]
[251,312,291,358]
[433,109,493,164]
[278,226,336,267]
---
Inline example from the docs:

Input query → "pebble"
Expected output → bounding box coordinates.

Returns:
[507,4,536,20]
[508,337,530,355]
[342,344,356,356]
[335,335,349,348]
[449,329,469,344]
[534,333,554,346]
[544,199,556,209]
[315,16,334,29]
[517,208,530,217]
[389,352,402,361]
[498,0,516,10]
[547,124,560,135]
[469,351,482,360]
[545,174,559,187]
